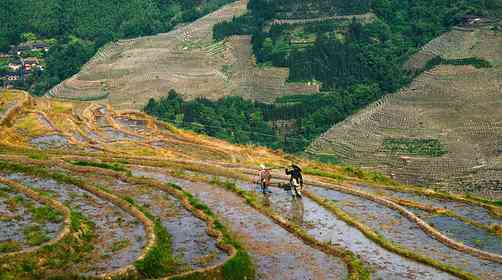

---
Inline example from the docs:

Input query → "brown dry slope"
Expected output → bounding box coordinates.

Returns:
[308,24,502,196]
[47,0,319,109]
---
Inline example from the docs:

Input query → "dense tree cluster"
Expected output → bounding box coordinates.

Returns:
[144,90,283,149]
[0,0,233,95]
[209,0,501,152]
[144,85,380,152]
[248,0,372,19]
[246,0,498,92]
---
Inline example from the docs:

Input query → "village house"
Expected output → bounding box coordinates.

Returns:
[7,74,19,81]
[462,15,488,26]
[0,72,20,81]
[23,57,39,72]
[12,41,50,56]
[8,62,22,71]
[33,42,49,52]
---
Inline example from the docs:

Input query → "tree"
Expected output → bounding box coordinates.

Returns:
[0,35,10,52]
[21,32,37,42]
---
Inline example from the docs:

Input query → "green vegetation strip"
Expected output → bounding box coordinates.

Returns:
[54,91,111,102]
[87,182,179,279]
[425,56,493,71]
[123,196,179,278]
[208,178,370,280]
[119,179,255,280]
[168,184,255,280]
[304,165,396,186]
[69,159,129,173]
[305,191,480,280]
[383,138,447,157]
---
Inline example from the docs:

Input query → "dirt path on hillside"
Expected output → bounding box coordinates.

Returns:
[132,168,348,280]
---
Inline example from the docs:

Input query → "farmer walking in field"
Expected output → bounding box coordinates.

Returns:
[257,164,273,194]
[286,164,304,198]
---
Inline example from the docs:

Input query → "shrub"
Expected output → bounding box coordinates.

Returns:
[383,138,447,157]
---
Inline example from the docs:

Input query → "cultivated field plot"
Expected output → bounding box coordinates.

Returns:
[309,25,502,195]
[1,90,502,279]
[47,0,318,109]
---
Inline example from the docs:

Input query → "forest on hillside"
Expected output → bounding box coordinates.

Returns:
[144,86,380,153]
[1,0,501,154]
[0,0,233,95]
[163,0,499,154]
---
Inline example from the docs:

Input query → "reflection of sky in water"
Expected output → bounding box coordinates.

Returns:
[132,168,348,280]
[311,186,502,280]
[249,182,457,280]
[427,215,502,255]
[351,183,502,227]
[124,181,228,271]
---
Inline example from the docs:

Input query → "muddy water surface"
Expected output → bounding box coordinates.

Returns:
[349,183,502,254]
[102,127,143,142]
[0,184,62,251]
[114,117,148,133]
[107,179,228,271]
[132,168,349,280]
[30,135,69,150]
[412,209,502,255]
[350,183,502,226]
[312,186,502,280]
[3,173,146,276]
[234,182,457,280]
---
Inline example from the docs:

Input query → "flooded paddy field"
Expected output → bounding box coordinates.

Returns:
[64,170,229,273]
[1,172,146,276]
[0,183,63,253]
[132,168,349,280]
[312,186,502,280]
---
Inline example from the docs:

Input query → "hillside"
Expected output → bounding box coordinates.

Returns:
[46,0,320,109]
[2,90,502,280]
[308,23,502,195]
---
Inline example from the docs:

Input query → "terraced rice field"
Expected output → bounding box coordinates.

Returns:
[1,90,502,279]
[0,183,64,253]
[47,1,318,109]
[309,24,502,194]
